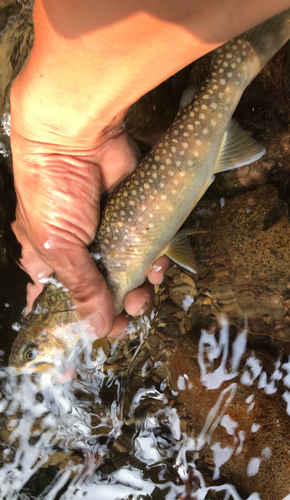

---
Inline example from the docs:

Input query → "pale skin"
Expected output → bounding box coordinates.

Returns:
[10,0,290,339]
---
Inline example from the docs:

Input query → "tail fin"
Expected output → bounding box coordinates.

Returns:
[241,8,290,69]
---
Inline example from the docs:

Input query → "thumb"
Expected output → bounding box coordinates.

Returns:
[49,244,115,338]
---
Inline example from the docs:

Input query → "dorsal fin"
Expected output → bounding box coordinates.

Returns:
[215,119,265,174]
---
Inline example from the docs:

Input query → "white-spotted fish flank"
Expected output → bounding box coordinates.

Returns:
[92,28,277,313]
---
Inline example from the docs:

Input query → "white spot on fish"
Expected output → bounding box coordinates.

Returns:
[144,183,150,189]
[188,159,194,166]
[161,195,167,200]
[196,139,201,146]
[171,146,176,153]
[211,119,217,126]
[166,158,172,165]
[226,53,232,58]
[190,112,195,117]
[202,94,209,99]
[187,124,194,131]
[160,165,165,170]
[193,151,199,157]
[131,190,137,196]
[201,104,208,110]
[202,128,209,135]
[183,132,189,137]
[210,102,217,109]
[175,161,181,167]
[227,72,233,78]
[173,130,179,136]
[129,200,135,206]
[173,180,179,186]
[220,79,226,85]
[159,182,165,188]
[154,155,160,161]
[199,114,205,120]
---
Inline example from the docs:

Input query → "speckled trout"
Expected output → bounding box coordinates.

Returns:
[9,10,290,372]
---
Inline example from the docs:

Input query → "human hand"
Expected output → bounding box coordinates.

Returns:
[10,99,170,338]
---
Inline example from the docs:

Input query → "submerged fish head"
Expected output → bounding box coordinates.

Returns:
[9,313,85,375]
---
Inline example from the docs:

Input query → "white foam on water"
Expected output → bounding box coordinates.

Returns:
[282,357,290,388]
[198,317,246,390]
[240,356,262,386]
[211,442,234,480]
[220,414,239,436]
[251,423,261,433]
[283,390,290,415]
[182,294,195,311]
[247,457,261,477]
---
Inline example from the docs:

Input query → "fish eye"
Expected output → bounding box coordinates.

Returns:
[21,343,39,362]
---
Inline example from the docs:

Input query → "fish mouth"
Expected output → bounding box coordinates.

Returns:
[9,361,58,374]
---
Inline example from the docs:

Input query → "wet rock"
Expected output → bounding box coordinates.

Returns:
[187,184,290,353]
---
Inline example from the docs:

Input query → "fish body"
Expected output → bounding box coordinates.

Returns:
[9,10,290,372]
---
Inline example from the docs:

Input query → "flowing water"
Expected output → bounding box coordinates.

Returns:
[1,3,290,499]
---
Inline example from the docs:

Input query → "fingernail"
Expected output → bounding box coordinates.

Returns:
[86,313,105,338]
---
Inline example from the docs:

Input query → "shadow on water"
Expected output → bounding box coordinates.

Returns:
[1,2,290,499]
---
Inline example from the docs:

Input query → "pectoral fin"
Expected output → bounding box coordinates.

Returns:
[163,229,204,274]
[215,119,266,173]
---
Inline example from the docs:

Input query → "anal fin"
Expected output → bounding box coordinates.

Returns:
[163,228,204,274]
[215,119,266,173]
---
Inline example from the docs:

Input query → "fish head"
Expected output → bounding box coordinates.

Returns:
[9,312,87,375]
